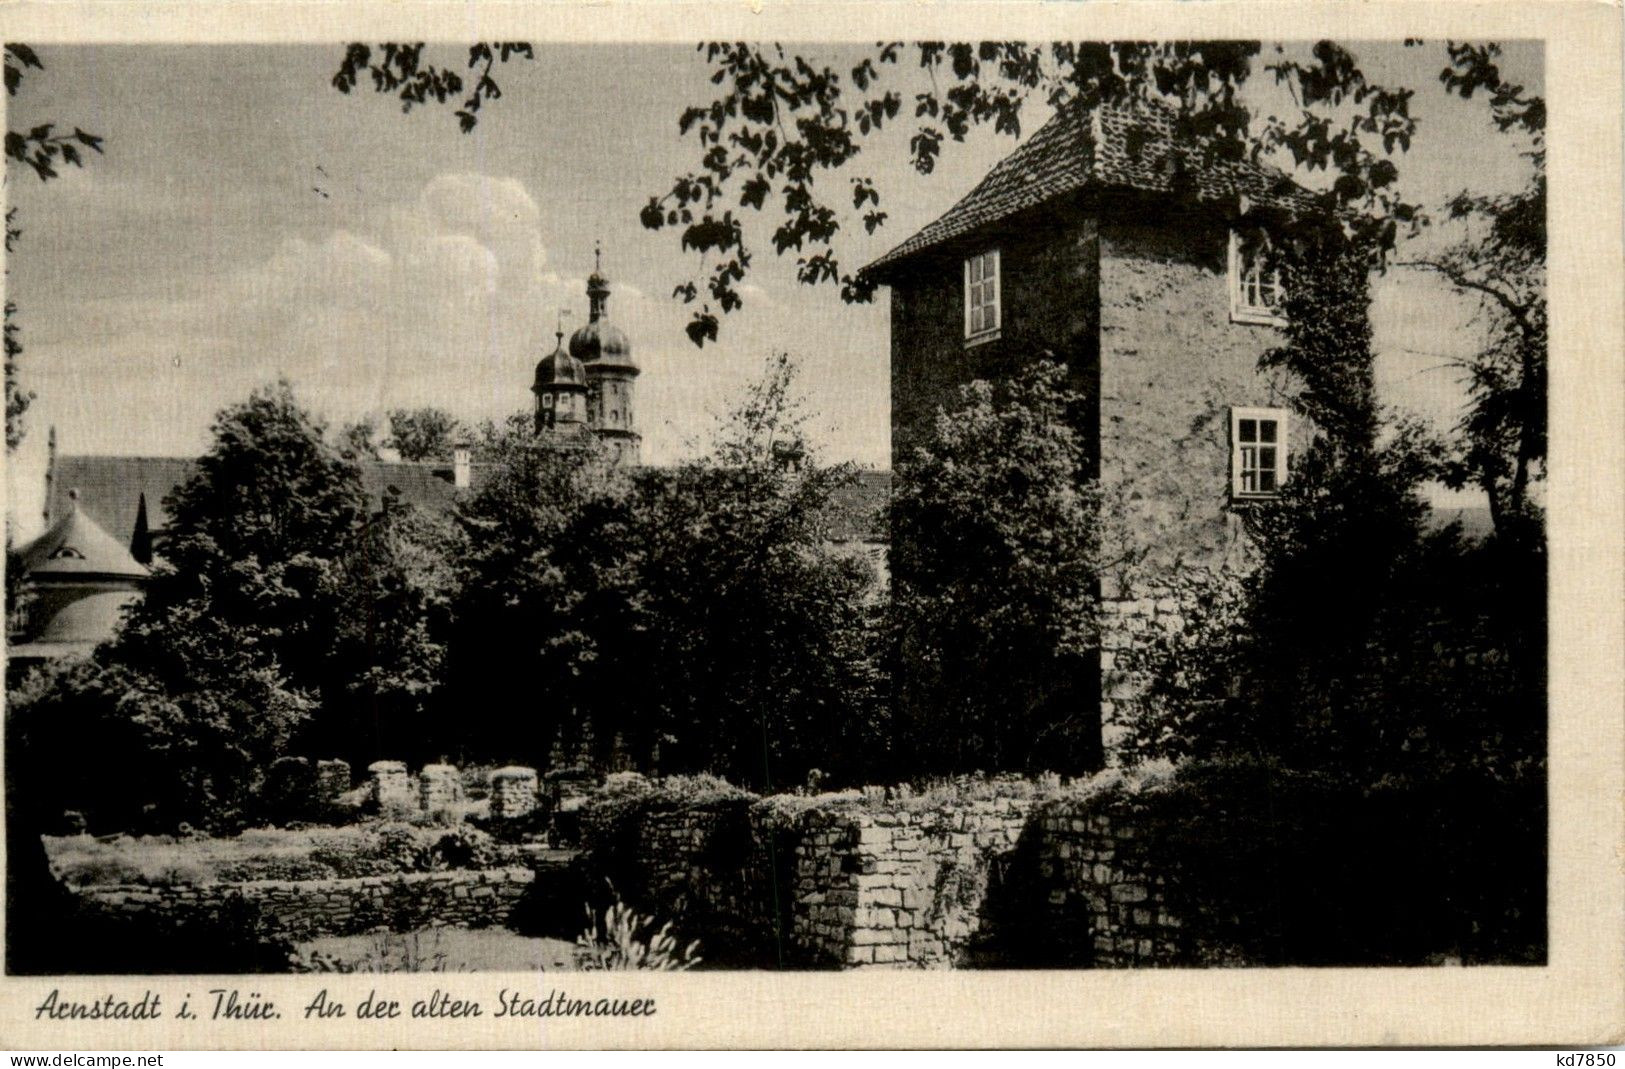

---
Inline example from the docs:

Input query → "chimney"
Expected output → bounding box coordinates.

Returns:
[452,438,473,490]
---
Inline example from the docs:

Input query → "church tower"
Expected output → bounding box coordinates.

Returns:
[567,245,641,464]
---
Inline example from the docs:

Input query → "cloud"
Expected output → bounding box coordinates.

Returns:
[192,173,570,421]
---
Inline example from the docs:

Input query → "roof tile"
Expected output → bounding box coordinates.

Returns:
[865,99,1320,276]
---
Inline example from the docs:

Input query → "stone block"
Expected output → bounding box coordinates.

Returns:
[866,888,902,908]
[490,765,540,821]
[367,760,412,810]
[315,759,352,806]
[418,763,461,812]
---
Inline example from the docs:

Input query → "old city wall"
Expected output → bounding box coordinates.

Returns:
[77,868,536,940]
[579,777,1194,969]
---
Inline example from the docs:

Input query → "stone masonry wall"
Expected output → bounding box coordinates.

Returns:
[1097,210,1305,577]
[78,868,535,940]
[888,204,1100,471]
[1033,795,1186,966]
[793,795,1037,967]
[1097,567,1247,759]
[582,778,1197,969]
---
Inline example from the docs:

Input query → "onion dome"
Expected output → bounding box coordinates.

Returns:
[567,269,637,372]
[533,332,588,392]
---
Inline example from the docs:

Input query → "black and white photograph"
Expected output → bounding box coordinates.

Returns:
[0,3,1618,1049]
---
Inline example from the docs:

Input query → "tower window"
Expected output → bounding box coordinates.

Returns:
[1229,228,1286,326]
[1231,406,1289,499]
[964,249,1001,343]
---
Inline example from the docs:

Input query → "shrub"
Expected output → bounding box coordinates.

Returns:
[426,827,507,871]
[575,887,701,971]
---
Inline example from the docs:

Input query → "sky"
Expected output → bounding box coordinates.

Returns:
[4,41,1541,538]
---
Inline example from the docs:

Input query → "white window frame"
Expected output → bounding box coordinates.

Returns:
[963,248,1002,344]
[1230,406,1289,500]
[1228,228,1287,327]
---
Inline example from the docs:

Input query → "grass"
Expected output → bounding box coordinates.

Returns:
[43,821,524,888]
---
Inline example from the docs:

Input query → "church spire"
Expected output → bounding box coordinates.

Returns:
[587,240,610,323]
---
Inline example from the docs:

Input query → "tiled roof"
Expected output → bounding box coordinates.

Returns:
[865,98,1321,277]
[50,453,893,546]
[50,455,489,547]
[49,456,197,551]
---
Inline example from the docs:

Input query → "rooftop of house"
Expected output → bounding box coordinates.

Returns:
[45,455,485,548]
[44,454,894,554]
[864,97,1321,279]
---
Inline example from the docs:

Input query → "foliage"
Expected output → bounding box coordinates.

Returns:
[10,382,466,829]
[636,40,1425,345]
[337,417,381,460]
[385,406,465,462]
[575,887,702,971]
[889,359,1101,775]
[9,636,313,834]
[5,211,31,451]
[1407,43,1546,539]
[5,45,104,182]
[331,43,536,134]
[319,489,458,761]
[444,356,886,789]
[1084,754,1543,965]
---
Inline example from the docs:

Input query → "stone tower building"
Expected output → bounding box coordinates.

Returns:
[863,98,1326,761]
[566,248,642,464]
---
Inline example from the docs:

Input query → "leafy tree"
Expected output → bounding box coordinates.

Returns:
[11,382,469,829]
[639,40,1423,345]
[10,619,314,834]
[627,358,884,787]
[136,380,368,689]
[443,357,884,788]
[337,417,381,460]
[385,406,464,462]
[889,359,1101,775]
[4,45,103,182]
[5,211,31,453]
[319,489,459,764]
[444,424,641,765]
[1404,43,1545,538]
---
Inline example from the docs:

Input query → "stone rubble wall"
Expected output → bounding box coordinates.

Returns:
[78,867,535,941]
[583,778,1193,969]
[1097,569,1247,760]
[579,796,796,964]
[1032,797,1185,966]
